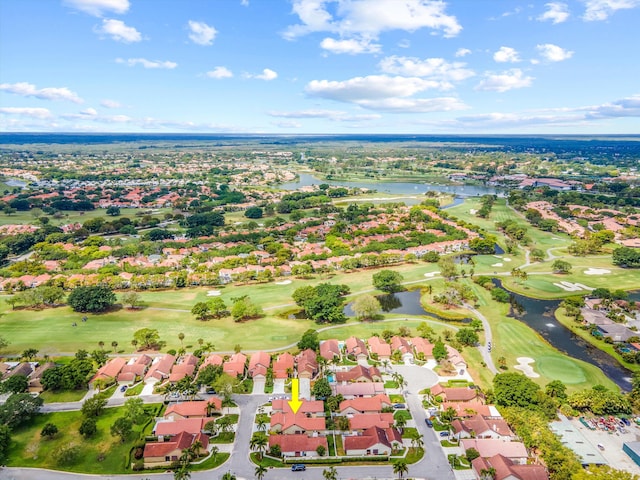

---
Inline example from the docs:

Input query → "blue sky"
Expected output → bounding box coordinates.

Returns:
[1,0,639,134]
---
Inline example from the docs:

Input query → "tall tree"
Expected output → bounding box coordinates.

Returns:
[372,270,404,293]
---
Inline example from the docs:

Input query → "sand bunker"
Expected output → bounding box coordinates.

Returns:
[584,268,611,275]
[503,258,512,262]
[491,263,503,267]
[424,272,438,277]
[275,280,292,285]
[207,290,221,296]
[553,281,594,292]
[469,209,477,215]
[514,357,540,378]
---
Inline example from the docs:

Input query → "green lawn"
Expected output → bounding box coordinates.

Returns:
[0,207,173,227]
[6,404,160,473]
[39,389,87,403]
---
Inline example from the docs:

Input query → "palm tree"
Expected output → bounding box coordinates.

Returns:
[393,460,409,479]
[111,341,118,352]
[189,439,203,458]
[395,415,407,433]
[221,472,236,480]
[250,433,268,460]
[480,467,496,480]
[173,466,191,480]
[409,430,424,450]
[256,416,267,432]
[98,340,105,350]
[210,445,219,461]
[323,466,338,480]
[131,339,138,351]
[178,332,185,348]
[254,464,268,480]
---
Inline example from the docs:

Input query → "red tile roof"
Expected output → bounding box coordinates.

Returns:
[164,399,222,419]
[154,418,207,436]
[270,412,326,432]
[268,434,328,454]
[349,413,395,430]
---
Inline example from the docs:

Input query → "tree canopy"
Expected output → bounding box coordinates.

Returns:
[292,283,350,324]
[372,270,404,293]
[67,285,116,313]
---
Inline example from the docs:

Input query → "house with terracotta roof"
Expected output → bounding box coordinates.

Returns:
[441,402,493,418]
[343,426,402,456]
[164,399,222,421]
[295,349,318,379]
[430,384,483,404]
[169,354,199,383]
[90,357,127,387]
[349,413,395,431]
[332,382,385,399]
[390,336,413,362]
[446,345,467,373]
[271,399,325,417]
[270,412,326,434]
[335,365,382,383]
[248,351,271,379]
[117,355,153,384]
[223,353,247,378]
[154,418,207,437]
[199,354,224,372]
[410,337,434,358]
[273,352,294,379]
[268,434,328,458]
[461,439,529,464]
[345,337,368,361]
[367,336,391,360]
[145,354,176,382]
[451,415,515,440]
[319,339,341,362]
[340,394,392,415]
[143,431,209,467]
[472,454,548,480]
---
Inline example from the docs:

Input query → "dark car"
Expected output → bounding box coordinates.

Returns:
[439,431,450,437]
[393,403,406,409]
[120,385,128,392]
[291,464,306,471]
[425,418,433,427]
[622,417,631,426]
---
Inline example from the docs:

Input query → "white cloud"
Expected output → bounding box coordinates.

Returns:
[206,66,233,79]
[305,74,468,113]
[455,48,471,57]
[268,109,382,122]
[116,58,177,69]
[536,43,574,62]
[0,107,52,119]
[586,94,640,118]
[379,56,475,83]
[582,0,640,21]
[475,69,534,92]
[81,107,98,116]
[320,37,381,55]
[284,0,461,40]
[272,120,303,128]
[241,0,249,5]
[188,21,217,46]
[245,68,278,81]
[493,46,520,63]
[97,19,141,43]
[64,0,129,17]
[538,2,570,23]
[100,99,121,108]
[0,82,83,103]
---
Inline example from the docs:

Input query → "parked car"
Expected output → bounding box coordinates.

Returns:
[120,385,128,392]
[622,417,631,426]
[291,464,306,471]
[425,418,433,427]
[393,403,406,409]
[439,431,450,437]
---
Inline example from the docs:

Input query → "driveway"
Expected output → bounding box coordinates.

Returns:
[252,378,265,394]
[272,378,285,394]
[299,378,311,400]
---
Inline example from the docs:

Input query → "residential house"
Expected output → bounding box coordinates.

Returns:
[117,355,153,384]
[446,345,467,374]
[343,426,402,456]
[154,418,207,437]
[597,323,636,342]
[461,439,529,464]
[295,349,318,379]
[271,399,325,417]
[441,402,494,418]
[169,354,199,383]
[199,354,224,372]
[143,431,209,467]
[319,339,341,362]
[273,352,295,379]
[332,382,385,399]
[2,362,34,381]
[390,336,413,362]
[90,357,127,387]
[345,337,368,362]
[145,354,176,382]
[349,413,395,431]
[223,353,247,378]
[340,394,392,415]
[472,454,549,480]
[410,337,434,359]
[164,399,222,421]
[367,336,391,360]
[248,351,271,379]
[268,434,328,458]
[269,412,326,434]
[335,365,382,383]
[430,384,483,404]
[27,362,55,393]
[451,415,515,440]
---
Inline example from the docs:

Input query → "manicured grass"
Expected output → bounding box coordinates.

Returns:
[209,432,235,443]
[389,394,405,403]
[124,382,145,396]
[384,381,399,389]
[6,404,160,473]
[393,410,412,421]
[191,452,230,471]
[39,389,87,403]
[250,452,283,467]
[0,207,172,227]
[405,447,424,464]
[402,427,418,439]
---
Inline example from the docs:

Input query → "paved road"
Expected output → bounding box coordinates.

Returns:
[463,304,497,375]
